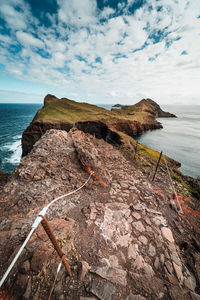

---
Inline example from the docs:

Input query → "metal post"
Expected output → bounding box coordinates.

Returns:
[152,151,162,181]
[41,216,72,276]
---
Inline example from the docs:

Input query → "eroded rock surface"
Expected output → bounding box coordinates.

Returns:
[0,129,199,300]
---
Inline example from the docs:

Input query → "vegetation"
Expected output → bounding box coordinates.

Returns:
[35,95,158,125]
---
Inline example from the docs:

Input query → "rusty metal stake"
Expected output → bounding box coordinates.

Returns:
[41,216,72,276]
[152,151,162,181]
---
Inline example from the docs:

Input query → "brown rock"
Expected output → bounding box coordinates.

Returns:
[90,266,127,286]
[172,262,183,281]
[79,260,90,281]
[31,244,53,272]
[87,280,116,300]
[126,294,146,300]
[23,277,32,300]
[20,260,30,274]
[132,221,145,232]
[161,227,174,243]
[190,292,200,300]
[139,235,148,245]
[128,244,139,260]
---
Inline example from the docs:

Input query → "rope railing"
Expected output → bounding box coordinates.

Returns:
[0,171,93,288]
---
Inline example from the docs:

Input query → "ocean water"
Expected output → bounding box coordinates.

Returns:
[135,105,200,178]
[0,103,199,178]
[0,103,42,174]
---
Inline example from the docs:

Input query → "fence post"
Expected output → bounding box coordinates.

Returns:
[41,216,72,276]
[152,151,162,181]
[134,142,138,159]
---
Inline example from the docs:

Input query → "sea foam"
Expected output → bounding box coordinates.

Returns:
[3,135,22,164]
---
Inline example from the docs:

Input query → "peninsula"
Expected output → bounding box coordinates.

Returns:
[22,95,175,156]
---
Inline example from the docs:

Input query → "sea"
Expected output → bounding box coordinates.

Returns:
[0,103,199,178]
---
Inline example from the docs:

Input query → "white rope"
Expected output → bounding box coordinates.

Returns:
[47,259,63,300]
[0,171,93,288]
[163,155,183,214]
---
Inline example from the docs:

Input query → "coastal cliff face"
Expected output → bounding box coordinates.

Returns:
[0,129,199,300]
[22,95,172,156]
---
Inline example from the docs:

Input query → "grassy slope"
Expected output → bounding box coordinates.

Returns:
[35,97,154,125]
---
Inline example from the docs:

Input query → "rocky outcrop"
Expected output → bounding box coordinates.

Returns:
[133,98,177,118]
[0,129,199,299]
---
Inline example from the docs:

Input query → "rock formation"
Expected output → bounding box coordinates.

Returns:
[0,129,199,300]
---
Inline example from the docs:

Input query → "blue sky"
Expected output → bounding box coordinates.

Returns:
[0,0,199,104]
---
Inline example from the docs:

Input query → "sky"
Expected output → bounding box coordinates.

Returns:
[0,0,200,105]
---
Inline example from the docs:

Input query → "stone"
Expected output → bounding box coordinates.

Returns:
[90,266,127,286]
[165,261,173,274]
[132,221,145,232]
[87,281,116,300]
[190,292,200,300]
[126,294,146,300]
[183,274,196,291]
[146,226,153,232]
[139,235,148,245]
[160,254,165,264]
[132,255,154,276]
[171,252,181,266]
[167,273,179,285]
[148,243,156,257]
[20,260,31,273]
[161,227,174,243]
[102,255,119,268]
[144,217,151,225]
[120,182,129,188]
[23,277,32,300]
[79,260,90,281]
[172,262,183,281]
[31,245,53,272]
[132,212,141,220]
[134,203,145,211]
[132,255,144,269]
[90,207,97,220]
[143,263,155,276]
[154,257,160,269]
[146,208,162,215]
[152,216,168,227]
[128,244,139,260]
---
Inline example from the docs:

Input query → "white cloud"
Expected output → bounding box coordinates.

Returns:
[57,0,97,27]
[16,31,44,48]
[0,3,27,30]
[0,0,200,105]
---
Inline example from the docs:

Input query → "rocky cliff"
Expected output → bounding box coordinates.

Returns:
[0,129,200,300]
[22,95,167,156]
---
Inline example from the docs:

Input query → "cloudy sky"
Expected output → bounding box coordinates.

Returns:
[0,0,199,105]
